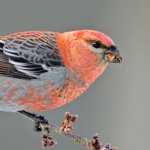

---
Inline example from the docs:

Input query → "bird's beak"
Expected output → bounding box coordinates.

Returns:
[104,48,122,63]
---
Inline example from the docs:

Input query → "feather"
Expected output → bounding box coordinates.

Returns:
[0,31,64,80]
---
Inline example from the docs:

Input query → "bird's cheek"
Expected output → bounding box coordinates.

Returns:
[73,48,99,68]
[97,54,107,64]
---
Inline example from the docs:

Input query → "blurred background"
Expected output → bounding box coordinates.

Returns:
[0,0,149,150]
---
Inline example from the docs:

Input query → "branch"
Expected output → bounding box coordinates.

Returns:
[19,111,118,150]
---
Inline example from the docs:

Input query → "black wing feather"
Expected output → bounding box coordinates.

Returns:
[0,51,36,80]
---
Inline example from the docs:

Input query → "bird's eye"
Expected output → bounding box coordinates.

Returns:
[91,41,102,49]
[109,45,117,51]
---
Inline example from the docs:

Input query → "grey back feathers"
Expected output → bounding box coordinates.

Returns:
[0,31,67,88]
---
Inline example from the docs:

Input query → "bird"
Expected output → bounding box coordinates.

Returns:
[0,30,122,113]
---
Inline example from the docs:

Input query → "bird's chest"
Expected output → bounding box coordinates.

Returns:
[26,78,88,111]
[1,76,87,112]
[49,78,87,107]
[0,72,88,112]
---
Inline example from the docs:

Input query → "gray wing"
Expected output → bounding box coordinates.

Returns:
[0,31,64,80]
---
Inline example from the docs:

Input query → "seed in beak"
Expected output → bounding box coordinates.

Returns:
[106,53,115,62]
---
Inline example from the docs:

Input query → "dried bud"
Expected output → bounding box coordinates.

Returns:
[60,112,78,134]
[91,133,101,150]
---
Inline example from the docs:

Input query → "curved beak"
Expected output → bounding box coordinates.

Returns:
[104,47,122,63]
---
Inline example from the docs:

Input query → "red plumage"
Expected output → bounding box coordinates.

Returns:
[0,30,122,112]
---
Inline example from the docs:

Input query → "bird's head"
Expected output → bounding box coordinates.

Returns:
[58,30,122,83]
[74,30,122,64]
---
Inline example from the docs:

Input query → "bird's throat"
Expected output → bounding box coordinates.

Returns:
[72,62,108,87]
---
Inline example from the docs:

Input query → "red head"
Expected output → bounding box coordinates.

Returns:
[58,30,122,84]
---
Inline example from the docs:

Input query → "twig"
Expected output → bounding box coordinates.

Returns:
[19,111,118,150]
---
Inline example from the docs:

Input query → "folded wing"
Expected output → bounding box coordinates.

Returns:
[0,31,64,80]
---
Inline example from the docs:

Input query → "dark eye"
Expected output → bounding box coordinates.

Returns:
[91,41,101,49]
[110,45,117,51]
